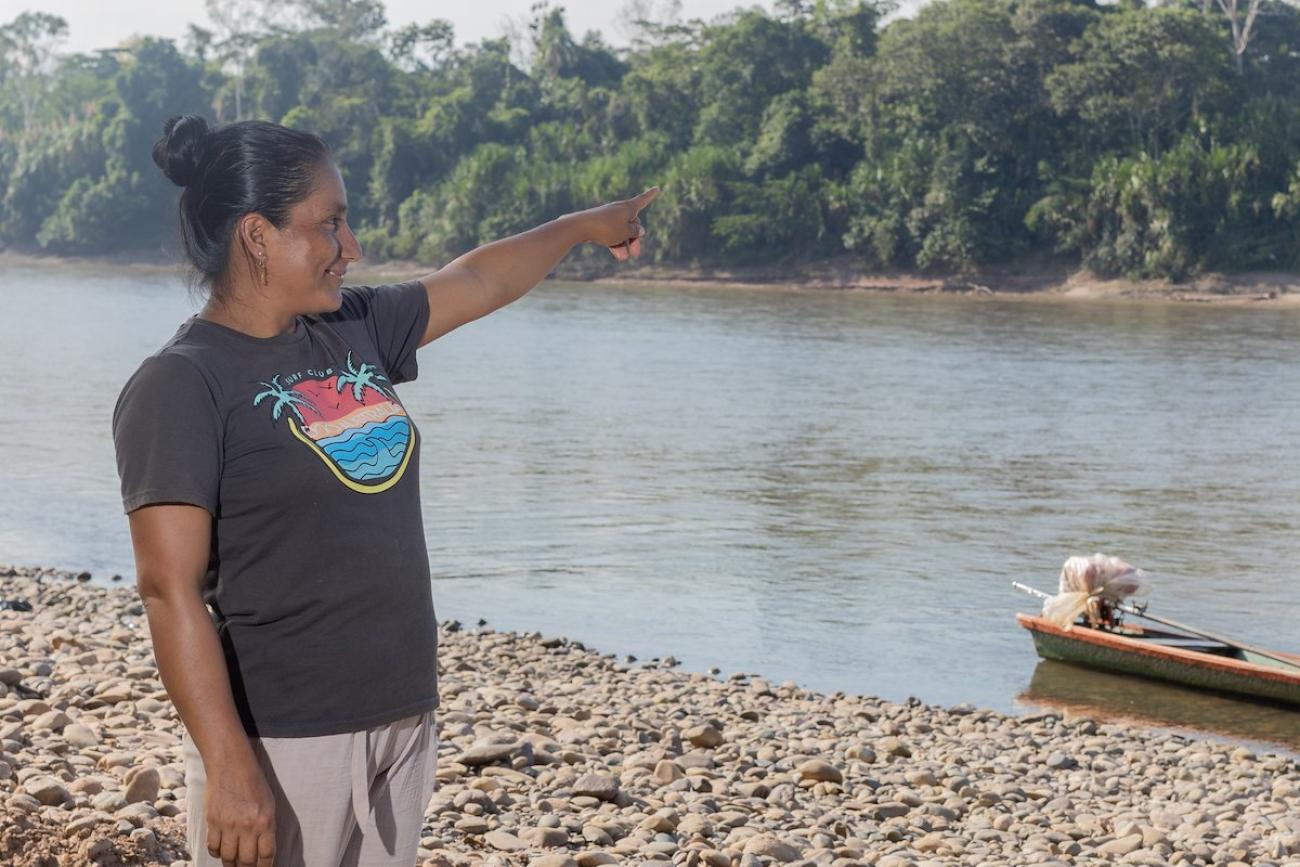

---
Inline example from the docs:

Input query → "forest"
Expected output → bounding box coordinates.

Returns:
[2,0,1300,280]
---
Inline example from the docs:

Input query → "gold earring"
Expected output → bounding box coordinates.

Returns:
[258,253,268,286]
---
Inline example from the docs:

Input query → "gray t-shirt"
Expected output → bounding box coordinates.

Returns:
[112,281,439,737]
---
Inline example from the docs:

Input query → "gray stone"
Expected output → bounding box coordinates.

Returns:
[23,775,72,806]
[129,828,158,851]
[572,773,619,802]
[32,709,71,732]
[526,826,570,847]
[1098,834,1144,856]
[66,814,109,835]
[63,723,99,748]
[460,741,518,767]
[454,816,490,834]
[7,793,41,813]
[1045,751,1077,770]
[485,830,526,851]
[116,802,159,826]
[92,790,127,813]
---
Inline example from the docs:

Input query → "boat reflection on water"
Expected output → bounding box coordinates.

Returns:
[1016,660,1300,753]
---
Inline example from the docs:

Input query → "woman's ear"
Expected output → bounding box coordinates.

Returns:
[233,213,270,285]
[236,213,269,259]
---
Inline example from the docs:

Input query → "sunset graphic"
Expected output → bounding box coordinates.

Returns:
[252,352,414,493]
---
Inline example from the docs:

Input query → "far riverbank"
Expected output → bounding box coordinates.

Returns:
[5,250,1300,307]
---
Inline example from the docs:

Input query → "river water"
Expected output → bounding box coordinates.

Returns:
[2,263,1298,749]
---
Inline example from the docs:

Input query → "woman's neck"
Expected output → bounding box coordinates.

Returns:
[199,295,298,339]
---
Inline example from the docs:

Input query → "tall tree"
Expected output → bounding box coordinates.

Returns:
[291,0,387,39]
[1209,0,1264,73]
[0,12,69,131]
[1046,6,1235,158]
[204,0,289,119]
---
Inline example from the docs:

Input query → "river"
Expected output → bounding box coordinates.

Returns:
[3,262,1298,749]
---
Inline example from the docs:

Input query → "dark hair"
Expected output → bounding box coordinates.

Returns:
[151,115,330,298]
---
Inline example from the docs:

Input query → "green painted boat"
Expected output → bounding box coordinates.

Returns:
[1017,613,1300,707]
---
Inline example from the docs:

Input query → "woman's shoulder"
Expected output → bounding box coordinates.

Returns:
[318,280,427,325]
[118,320,233,405]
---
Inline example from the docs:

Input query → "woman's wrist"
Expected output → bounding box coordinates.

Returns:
[558,209,598,246]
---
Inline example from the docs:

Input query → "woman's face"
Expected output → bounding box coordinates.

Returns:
[263,160,363,315]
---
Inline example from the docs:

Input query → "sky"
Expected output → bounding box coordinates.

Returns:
[9,0,928,56]
[16,0,759,55]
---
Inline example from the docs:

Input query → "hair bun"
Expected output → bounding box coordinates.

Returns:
[152,115,212,188]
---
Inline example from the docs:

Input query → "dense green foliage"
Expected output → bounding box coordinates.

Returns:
[3,0,1300,278]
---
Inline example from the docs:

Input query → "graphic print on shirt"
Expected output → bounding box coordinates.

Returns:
[252,351,414,493]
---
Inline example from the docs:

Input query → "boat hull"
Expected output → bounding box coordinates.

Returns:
[1017,614,1300,707]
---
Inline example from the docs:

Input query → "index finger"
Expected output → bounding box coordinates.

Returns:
[631,186,661,213]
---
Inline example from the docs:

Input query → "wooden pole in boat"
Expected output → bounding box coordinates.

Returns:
[1116,608,1300,671]
[1011,582,1300,671]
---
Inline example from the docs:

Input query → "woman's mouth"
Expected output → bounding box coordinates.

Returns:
[325,267,346,279]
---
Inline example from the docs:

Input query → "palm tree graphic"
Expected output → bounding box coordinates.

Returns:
[336,351,394,402]
[253,375,319,424]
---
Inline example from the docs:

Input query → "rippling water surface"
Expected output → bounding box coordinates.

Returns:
[3,263,1299,748]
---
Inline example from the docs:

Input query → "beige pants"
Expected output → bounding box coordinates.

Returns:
[181,711,438,867]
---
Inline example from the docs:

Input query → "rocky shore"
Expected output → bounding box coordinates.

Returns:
[1,564,1298,867]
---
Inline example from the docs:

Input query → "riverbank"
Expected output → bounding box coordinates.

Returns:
[2,564,1298,867]
[543,258,1300,307]
[5,249,1300,306]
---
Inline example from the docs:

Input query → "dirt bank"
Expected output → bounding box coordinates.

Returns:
[6,250,1300,307]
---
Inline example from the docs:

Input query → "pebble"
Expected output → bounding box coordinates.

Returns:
[526,826,570,847]
[743,834,802,862]
[63,722,100,747]
[485,830,526,851]
[879,736,912,758]
[571,773,619,801]
[24,776,73,806]
[684,724,724,748]
[454,816,489,833]
[459,740,518,766]
[797,758,843,783]
[92,790,128,812]
[529,855,577,867]
[125,766,161,804]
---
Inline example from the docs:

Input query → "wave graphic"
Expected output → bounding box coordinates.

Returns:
[328,430,410,467]
[316,416,412,481]
[319,422,408,456]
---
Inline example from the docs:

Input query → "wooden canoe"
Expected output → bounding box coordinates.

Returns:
[1016,613,1300,707]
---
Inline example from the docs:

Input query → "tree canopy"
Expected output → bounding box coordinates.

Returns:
[3,0,1300,279]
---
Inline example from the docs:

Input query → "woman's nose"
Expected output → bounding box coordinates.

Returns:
[342,224,363,262]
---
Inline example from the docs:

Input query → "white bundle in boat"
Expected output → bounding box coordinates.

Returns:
[1042,553,1151,629]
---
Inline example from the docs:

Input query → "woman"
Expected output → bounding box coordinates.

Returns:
[112,114,657,867]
